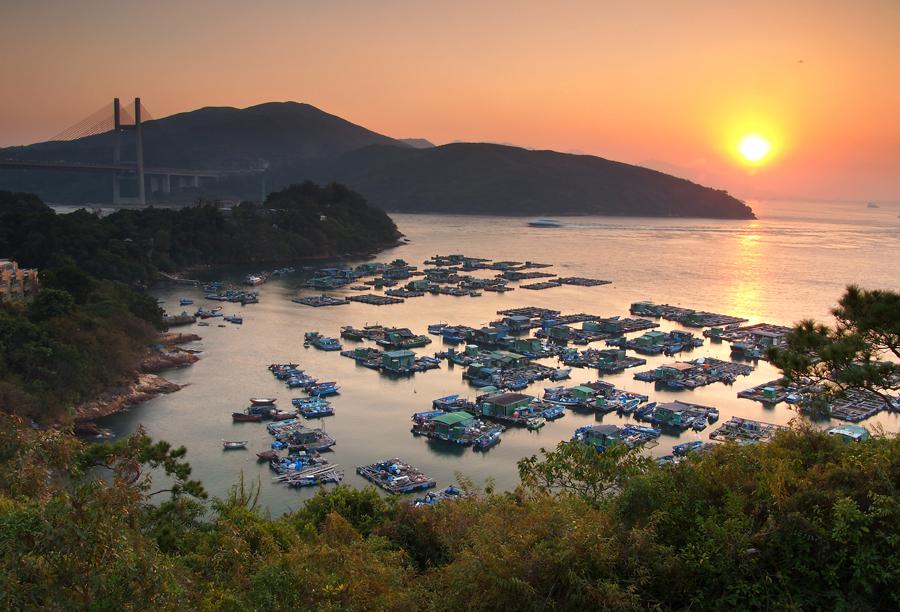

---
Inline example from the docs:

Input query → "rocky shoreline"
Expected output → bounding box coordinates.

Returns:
[72,332,202,435]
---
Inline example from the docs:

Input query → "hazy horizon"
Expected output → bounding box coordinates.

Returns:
[2,0,899,202]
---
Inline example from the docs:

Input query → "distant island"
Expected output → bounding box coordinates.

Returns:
[0,101,755,219]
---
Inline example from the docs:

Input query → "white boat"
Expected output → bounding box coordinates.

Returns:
[528,218,562,228]
[249,397,277,405]
[222,440,248,450]
[526,416,546,430]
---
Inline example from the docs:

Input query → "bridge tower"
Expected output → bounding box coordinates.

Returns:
[112,97,146,205]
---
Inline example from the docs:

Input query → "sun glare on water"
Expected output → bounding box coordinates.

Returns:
[738,134,772,164]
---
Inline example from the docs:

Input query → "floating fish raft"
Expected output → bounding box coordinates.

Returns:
[293,294,349,307]
[357,459,436,494]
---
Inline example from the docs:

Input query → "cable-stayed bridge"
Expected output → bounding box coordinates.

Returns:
[0,98,265,205]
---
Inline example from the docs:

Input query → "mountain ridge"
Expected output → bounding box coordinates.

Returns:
[0,101,754,218]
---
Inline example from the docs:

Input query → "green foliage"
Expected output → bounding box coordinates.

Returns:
[0,184,400,286]
[291,484,392,536]
[769,285,900,414]
[0,278,159,421]
[518,439,654,506]
[0,410,897,610]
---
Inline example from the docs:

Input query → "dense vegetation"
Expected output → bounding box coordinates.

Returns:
[0,262,162,421]
[1,101,755,218]
[0,184,400,286]
[0,186,398,420]
[0,416,895,610]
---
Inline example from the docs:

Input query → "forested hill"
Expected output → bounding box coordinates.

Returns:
[321,142,755,218]
[0,184,401,285]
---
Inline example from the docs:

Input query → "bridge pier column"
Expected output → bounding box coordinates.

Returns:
[192,175,200,188]
[113,174,121,205]
[163,174,171,193]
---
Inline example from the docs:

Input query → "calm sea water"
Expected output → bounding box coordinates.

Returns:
[97,200,900,514]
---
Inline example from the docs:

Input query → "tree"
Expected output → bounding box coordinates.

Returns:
[518,439,653,506]
[27,288,75,322]
[769,285,900,413]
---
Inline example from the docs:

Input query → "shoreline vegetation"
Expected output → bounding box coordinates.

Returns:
[72,333,201,435]
[0,183,402,427]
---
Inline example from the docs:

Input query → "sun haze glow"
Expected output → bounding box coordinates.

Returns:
[738,135,772,164]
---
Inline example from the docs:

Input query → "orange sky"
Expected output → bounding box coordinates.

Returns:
[2,0,899,201]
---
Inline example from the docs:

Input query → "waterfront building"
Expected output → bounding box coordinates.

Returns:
[0,259,39,302]
[382,349,416,373]
[480,392,533,417]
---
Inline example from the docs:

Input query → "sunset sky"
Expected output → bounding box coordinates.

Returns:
[2,0,898,202]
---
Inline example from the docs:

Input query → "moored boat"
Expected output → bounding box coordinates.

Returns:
[233,411,264,422]
[250,397,277,406]
[528,218,563,228]
[222,440,248,450]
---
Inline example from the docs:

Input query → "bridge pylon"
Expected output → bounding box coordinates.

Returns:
[112,97,145,205]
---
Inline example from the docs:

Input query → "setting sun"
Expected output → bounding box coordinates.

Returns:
[738,134,772,163]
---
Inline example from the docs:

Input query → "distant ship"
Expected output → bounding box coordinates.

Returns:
[528,218,562,228]
[867,202,879,209]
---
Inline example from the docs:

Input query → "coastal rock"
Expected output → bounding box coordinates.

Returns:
[141,350,200,373]
[72,373,183,423]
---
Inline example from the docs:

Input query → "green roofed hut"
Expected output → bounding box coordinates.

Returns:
[431,411,476,441]
[481,392,532,416]
[382,349,416,374]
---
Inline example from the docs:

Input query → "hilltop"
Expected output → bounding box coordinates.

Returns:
[0,102,754,218]
[322,142,754,218]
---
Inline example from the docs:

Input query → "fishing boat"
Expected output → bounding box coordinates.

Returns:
[271,410,296,421]
[224,314,243,324]
[692,418,707,431]
[307,382,339,397]
[427,322,447,334]
[256,449,279,460]
[250,397,277,406]
[616,397,641,415]
[473,432,501,450]
[526,416,546,430]
[232,411,264,422]
[294,398,335,418]
[528,218,562,228]
[313,337,342,351]
[222,440,248,450]
[541,405,565,420]
[179,298,193,306]
[287,376,317,389]
[673,440,704,456]
[549,367,572,381]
